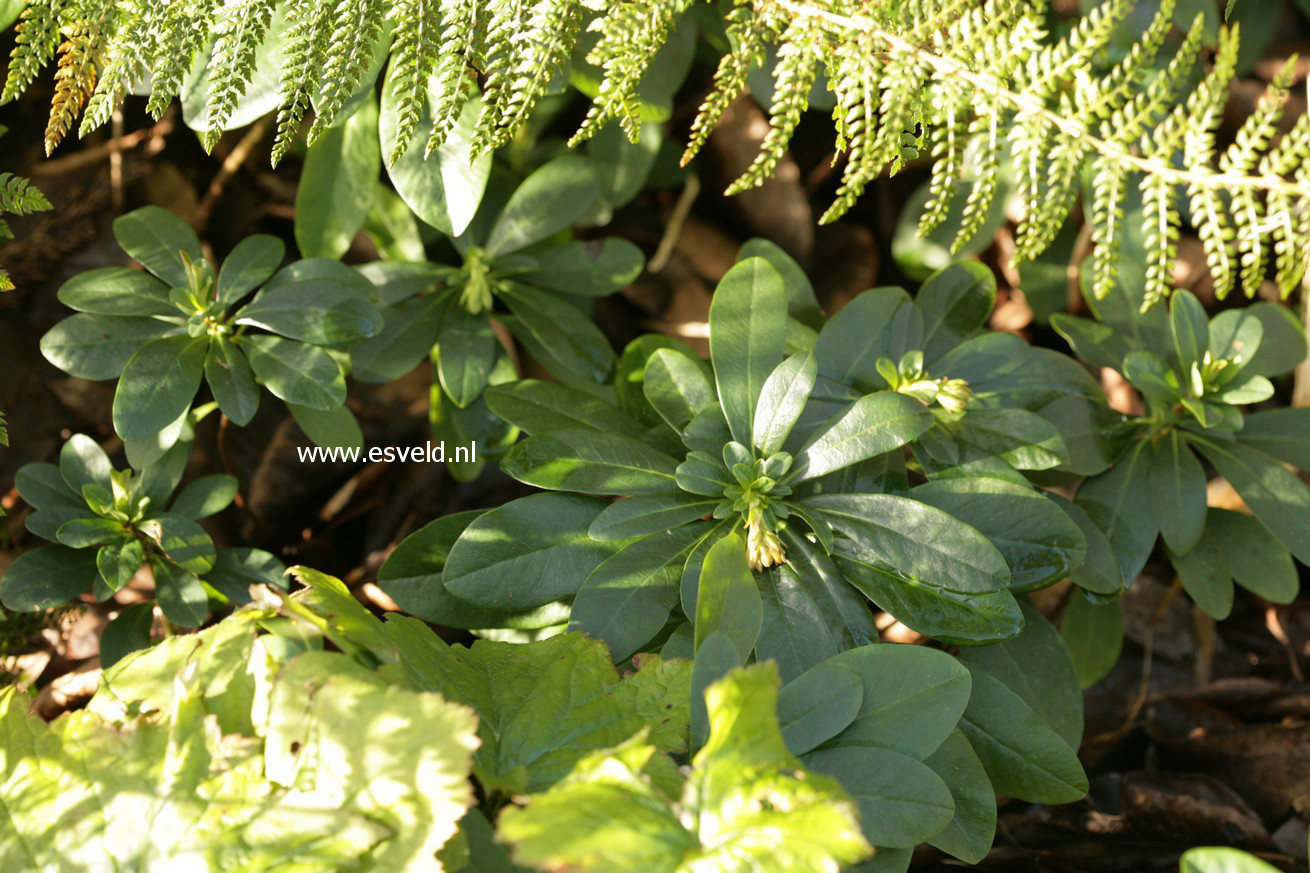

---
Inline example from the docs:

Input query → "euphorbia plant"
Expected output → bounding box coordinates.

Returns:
[349,154,644,477]
[39,206,383,456]
[409,248,1090,668]
[0,433,285,629]
[1054,289,1310,620]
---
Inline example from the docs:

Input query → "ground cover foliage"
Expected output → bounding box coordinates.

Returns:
[0,0,1309,870]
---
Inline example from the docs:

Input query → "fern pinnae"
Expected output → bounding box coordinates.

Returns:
[820,30,881,224]
[1088,157,1127,301]
[570,0,692,147]
[45,5,111,155]
[145,0,221,119]
[422,0,477,157]
[917,80,965,236]
[681,3,775,167]
[79,0,157,138]
[307,0,389,142]
[470,0,523,152]
[202,0,279,152]
[484,0,580,150]
[384,0,437,163]
[951,105,1000,254]
[2,0,68,105]
[270,0,336,166]
[725,13,822,196]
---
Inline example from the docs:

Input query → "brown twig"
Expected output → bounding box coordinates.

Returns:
[193,117,273,228]
[29,114,173,176]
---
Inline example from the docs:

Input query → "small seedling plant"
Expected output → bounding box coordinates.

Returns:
[39,206,383,456]
[1,434,284,630]
[1055,289,1310,618]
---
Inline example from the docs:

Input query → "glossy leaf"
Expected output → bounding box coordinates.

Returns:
[112,336,208,441]
[112,206,203,288]
[694,533,763,660]
[793,393,932,481]
[295,97,380,259]
[243,335,346,411]
[486,156,599,256]
[709,257,788,447]
[503,430,680,495]
[753,351,817,456]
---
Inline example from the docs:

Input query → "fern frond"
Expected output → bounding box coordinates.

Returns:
[2,0,68,105]
[145,0,220,118]
[79,0,155,137]
[424,0,477,157]
[307,0,389,142]
[202,0,279,151]
[385,0,439,163]
[45,13,108,155]
[470,0,526,153]
[724,12,822,195]
[478,0,581,151]
[569,0,693,147]
[270,0,336,166]
[681,2,779,166]
[1088,157,1127,301]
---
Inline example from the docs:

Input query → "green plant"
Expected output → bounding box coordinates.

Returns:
[1055,288,1310,620]
[38,206,383,453]
[411,246,1090,663]
[0,433,286,629]
[0,124,51,291]
[0,566,892,870]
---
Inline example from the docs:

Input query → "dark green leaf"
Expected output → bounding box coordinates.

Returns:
[295,97,380,260]
[571,525,707,661]
[379,82,489,236]
[170,474,237,519]
[753,352,817,456]
[518,238,644,296]
[694,532,762,661]
[644,348,716,432]
[56,517,123,548]
[1049,313,1131,370]
[923,730,996,863]
[204,547,288,603]
[803,747,955,848]
[437,306,495,407]
[1053,496,1124,595]
[502,430,680,495]
[151,557,209,627]
[112,336,208,441]
[98,602,154,669]
[0,545,99,610]
[150,513,216,575]
[589,493,719,541]
[1038,394,1121,477]
[1061,594,1123,688]
[41,314,177,381]
[957,671,1087,804]
[57,267,175,317]
[500,283,614,384]
[351,293,448,383]
[486,156,599,256]
[204,337,260,426]
[96,533,144,591]
[793,393,932,481]
[216,234,285,306]
[288,402,364,449]
[1171,520,1235,619]
[58,434,111,494]
[708,257,788,446]
[1122,350,1177,404]
[912,479,1086,592]
[755,562,843,682]
[1147,431,1206,554]
[737,238,823,329]
[916,261,996,359]
[244,335,346,411]
[1168,289,1208,372]
[485,379,646,438]
[443,493,620,609]
[378,511,566,630]
[1190,436,1310,565]
[780,531,879,648]
[112,206,203,288]
[1208,307,1264,366]
[958,600,1083,748]
[1075,440,1158,586]
[814,288,921,388]
[1209,510,1300,604]
[690,630,746,750]
[234,259,381,345]
[1240,302,1307,377]
[777,662,863,756]
[810,494,1010,594]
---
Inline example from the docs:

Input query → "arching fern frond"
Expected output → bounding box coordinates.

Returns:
[6,0,1310,309]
